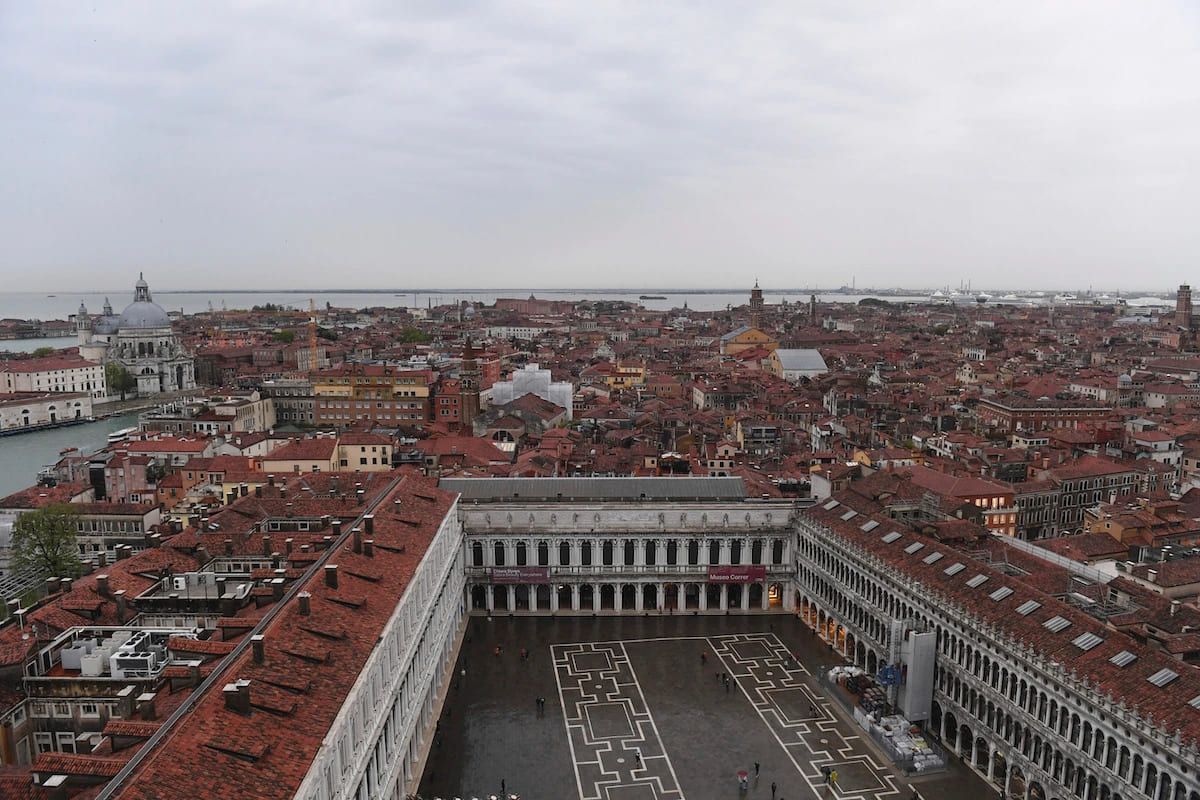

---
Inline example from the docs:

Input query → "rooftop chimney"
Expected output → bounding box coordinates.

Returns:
[1171,600,1181,616]
[364,514,374,535]
[96,551,107,568]
[298,591,311,615]
[285,537,294,554]
[138,692,157,721]
[254,485,262,498]
[240,483,248,498]
[46,576,61,595]
[262,534,272,556]
[114,590,128,624]
[60,578,73,595]
[267,474,275,487]
[1148,569,1158,584]
[44,774,68,800]
[325,564,338,589]
[352,527,362,554]
[224,538,234,556]
[364,539,374,558]
[196,544,210,565]
[332,519,342,536]
[223,679,251,714]
[96,574,111,597]
[251,634,265,664]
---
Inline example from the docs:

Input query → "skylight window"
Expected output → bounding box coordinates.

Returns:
[1015,600,1041,616]
[1110,651,1137,668]
[944,563,966,576]
[966,574,989,588]
[1148,668,1179,688]
[881,532,902,544]
[989,586,1013,602]
[823,500,840,510]
[1072,632,1103,651]
[840,510,858,521]
[904,542,925,554]
[1043,616,1071,633]
[923,552,944,565]
[861,520,880,532]
[1189,695,1200,710]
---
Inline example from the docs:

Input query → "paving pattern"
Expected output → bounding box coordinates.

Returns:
[708,632,902,798]
[553,641,684,800]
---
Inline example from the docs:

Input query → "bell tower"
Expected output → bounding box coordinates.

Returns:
[459,338,481,434]
[749,280,764,330]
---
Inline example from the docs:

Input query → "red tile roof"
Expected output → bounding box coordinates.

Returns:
[112,475,457,800]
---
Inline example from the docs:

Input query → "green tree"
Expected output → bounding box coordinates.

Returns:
[273,329,296,343]
[105,362,136,400]
[11,504,82,578]
[398,327,431,343]
[31,346,55,357]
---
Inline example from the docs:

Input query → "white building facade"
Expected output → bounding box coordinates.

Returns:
[487,363,573,419]
[295,500,466,800]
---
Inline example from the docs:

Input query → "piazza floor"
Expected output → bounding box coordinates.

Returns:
[418,614,997,800]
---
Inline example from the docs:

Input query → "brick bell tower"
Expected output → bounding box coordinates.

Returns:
[459,338,481,434]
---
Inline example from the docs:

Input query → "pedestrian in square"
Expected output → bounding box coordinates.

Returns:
[701,651,707,664]
[830,769,838,787]
[754,761,760,776]
[635,749,642,767]
[771,781,777,799]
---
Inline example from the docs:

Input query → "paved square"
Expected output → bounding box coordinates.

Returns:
[418,615,998,800]
[587,702,635,739]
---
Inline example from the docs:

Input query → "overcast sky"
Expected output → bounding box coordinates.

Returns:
[3,2,1200,292]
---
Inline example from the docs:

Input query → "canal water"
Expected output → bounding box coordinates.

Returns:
[0,412,141,498]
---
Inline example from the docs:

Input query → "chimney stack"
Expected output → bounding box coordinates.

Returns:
[267,474,275,487]
[46,576,61,595]
[97,574,111,597]
[262,534,271,556]
[114,590,128,624]
[364,539,374,558]
[44,775,69,800]
[223,680,251,714]
[224,538,234,556]
[196,544,210,565]
[352,527,362,554]
[332,519,342,536]
[285,537,294,554]
[116,685,137,718]
[298,591,311,615]
[97,551,107,568]
[138,692,157,721]
[364,514,374,535]
[60,578,73,595]
[1171,600,1181,616]
[254,485,263,498]
[240,483,248,498]
[325,564,339,589]
[251,634,265,664]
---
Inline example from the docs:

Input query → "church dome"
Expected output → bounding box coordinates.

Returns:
[117,272,172,330]
[118,300,171,329]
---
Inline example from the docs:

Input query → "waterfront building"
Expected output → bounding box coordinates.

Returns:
[0,391,92,433]
[0,355,107,400]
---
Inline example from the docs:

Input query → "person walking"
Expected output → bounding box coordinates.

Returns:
[701,652,707,664]
[771,781,777,800]
[754,761,760,777]
[501,778,506,795]
[634,749,642,767]
[830,769,839,788]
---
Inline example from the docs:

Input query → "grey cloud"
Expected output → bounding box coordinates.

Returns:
[2,1,1200,291]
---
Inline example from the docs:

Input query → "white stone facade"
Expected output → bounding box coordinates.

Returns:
[793,513,1200,800]
[460,502,796,614]
[488,363,573,419]
[295,501,465,800]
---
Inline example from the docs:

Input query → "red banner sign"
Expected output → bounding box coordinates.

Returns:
[490,566,551,584]
[707,565,767,583]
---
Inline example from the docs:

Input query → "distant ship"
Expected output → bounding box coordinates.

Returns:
[639,295,667,300]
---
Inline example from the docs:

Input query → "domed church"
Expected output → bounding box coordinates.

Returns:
[76,273,196,395]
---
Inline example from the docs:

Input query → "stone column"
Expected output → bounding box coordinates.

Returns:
[550,586,559,613]
[720,584,729,611]
[593,586,601,613]
[635,584,644,612]
[571,585,580,612]
[485,585,495,613]
[761,582,770,611]
[719,538,730,564]
[528,584,537,613]
[699,584,708,611]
